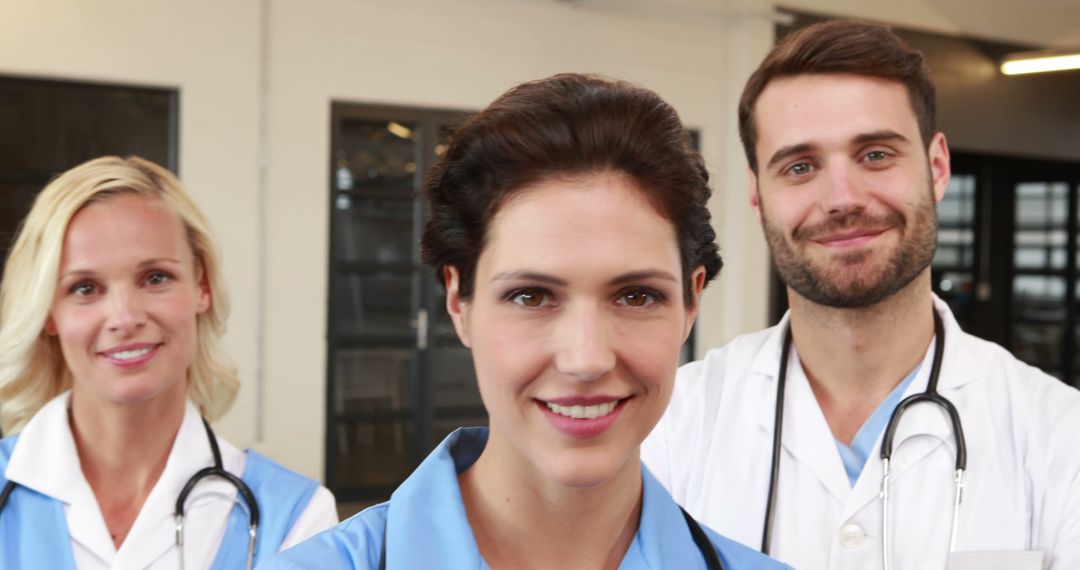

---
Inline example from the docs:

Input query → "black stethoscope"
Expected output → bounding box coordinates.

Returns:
[0,418,261,570]
[760,309,967,570]
[376,506,723,569]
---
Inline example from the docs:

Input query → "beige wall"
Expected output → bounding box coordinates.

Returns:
[1,0,1070,481]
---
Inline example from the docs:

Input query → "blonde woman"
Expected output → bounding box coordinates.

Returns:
[0,156,336,569]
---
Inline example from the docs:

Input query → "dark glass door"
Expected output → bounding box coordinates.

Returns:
[327,104,484,502]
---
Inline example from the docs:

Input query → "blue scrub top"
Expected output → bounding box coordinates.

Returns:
[264,428,788,569]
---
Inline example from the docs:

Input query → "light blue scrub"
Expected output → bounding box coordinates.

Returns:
[834,363,923,486]
[0,434,318,569]
[265,427,790,569]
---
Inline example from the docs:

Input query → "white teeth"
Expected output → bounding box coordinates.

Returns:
[545,401,619,419]
[108,347,152,361]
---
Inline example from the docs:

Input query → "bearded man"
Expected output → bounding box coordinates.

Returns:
[643,19,1080,570]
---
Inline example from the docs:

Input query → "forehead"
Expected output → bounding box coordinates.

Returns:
[754,73,920,156]
[480,174,680,276]
[62,193,191,267]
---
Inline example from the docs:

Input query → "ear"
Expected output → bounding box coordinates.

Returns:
[748,167,763,226]
[682,265,708,341]
[443,265,471,348]
[195,265,211,315]
[928,132,951,204]
[44,315,58,336]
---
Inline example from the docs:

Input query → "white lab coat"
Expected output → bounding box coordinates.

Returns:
[642,296,1080,570]
[2,392,338,569]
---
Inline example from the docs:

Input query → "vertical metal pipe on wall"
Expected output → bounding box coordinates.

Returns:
[254,0,272,441]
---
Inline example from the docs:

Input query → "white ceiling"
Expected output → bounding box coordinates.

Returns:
[780,0,1080,48]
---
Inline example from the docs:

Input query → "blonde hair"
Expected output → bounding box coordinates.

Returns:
[0,156,238,434]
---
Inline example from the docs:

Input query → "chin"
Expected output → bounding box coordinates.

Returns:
[93,375,184,408]
[542,447,637,489]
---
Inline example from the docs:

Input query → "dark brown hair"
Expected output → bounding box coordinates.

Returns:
[738,19,936,172]
[420,73,722,306]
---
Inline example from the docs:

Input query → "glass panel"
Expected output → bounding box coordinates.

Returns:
[338,120,418,192]
[1014,229,1068,270]
[1015,182,1068,226]
[1013,275,1066,320]
[1014,182,1068,274]
[0,182,43,268]
[431,346,484,443]
[1011,322,1062,375]
[0,79,173,174]
[933,174,976,269]
[333,272,413,338]
[1012,274,1065,374]
[333,196,414,264]
[329,348,414,489]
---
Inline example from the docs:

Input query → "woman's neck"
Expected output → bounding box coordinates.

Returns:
[459,431,643,570]
[69,384,187,548]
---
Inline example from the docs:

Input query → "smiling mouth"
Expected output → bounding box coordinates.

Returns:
[100,344,160,362]
[812,227,888,245]
[543,399,624,420]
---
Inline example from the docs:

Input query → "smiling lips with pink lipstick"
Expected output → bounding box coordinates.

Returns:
[537,395,631,438]
[99,342,161,369]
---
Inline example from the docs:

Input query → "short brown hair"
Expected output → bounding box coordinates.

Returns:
[738,19,936,172]
[421,73,722,306]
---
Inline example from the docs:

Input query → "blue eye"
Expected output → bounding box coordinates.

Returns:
[70,282,97,296]
[146,271,172,286]
[787,162,813,176]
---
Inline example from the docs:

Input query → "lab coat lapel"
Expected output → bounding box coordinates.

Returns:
[5,393,118,563]
[750,315,851,503]
[781,354,854,502]
[841,298,976,519]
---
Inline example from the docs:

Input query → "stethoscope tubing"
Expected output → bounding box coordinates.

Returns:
[0,417,260,570]
[762,308,966,567]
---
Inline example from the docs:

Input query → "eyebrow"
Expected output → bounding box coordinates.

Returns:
[765,143,815,171]
[852,130,910,146]
[490,269,677,287]
[60,257,183,280]
[764,130,912,172]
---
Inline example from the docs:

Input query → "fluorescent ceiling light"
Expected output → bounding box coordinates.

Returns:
[386,121,413,140]
[1001,51,1080,75]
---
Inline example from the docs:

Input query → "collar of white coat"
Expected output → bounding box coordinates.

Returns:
[746,294,976,504]
[4,391,245,566]
[748,293,978,393]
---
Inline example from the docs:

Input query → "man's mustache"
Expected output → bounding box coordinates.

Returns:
[792,210,905,241]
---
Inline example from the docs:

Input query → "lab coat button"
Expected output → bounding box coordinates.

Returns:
[839,524,865,547]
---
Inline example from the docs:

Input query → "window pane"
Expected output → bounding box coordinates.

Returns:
[333,196,414,264]
[332,272,413,339]
[329,348,414,489]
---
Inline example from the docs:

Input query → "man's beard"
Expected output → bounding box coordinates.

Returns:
[761,183,938,309]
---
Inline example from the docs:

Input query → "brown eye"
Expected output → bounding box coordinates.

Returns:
[511,289,548,308]
[618,289,657,308]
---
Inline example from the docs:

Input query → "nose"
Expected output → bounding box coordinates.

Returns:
[822,159,868,218]
[553,301,616,382]
[105,287,147,336]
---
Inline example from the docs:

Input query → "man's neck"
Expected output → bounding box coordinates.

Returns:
[787,272,936,445]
